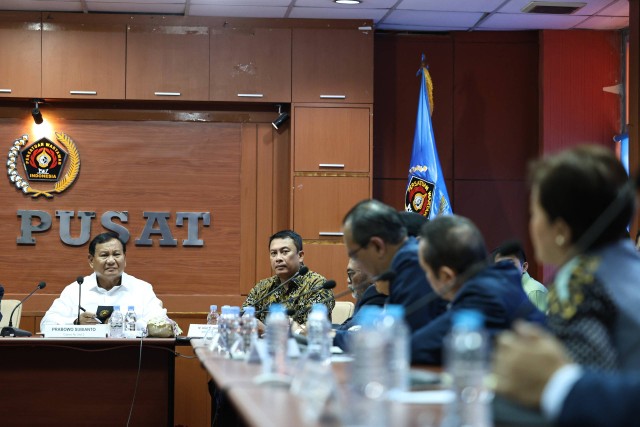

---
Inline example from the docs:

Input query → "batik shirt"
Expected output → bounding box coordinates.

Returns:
[242,270,335,324]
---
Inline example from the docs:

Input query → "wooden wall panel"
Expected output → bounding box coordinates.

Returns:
[453,180,533,260]
[453,32,539,180]
[0,116,242,308]
[540,30,622,153]
[301,243,351,300]
[373,33,453,181]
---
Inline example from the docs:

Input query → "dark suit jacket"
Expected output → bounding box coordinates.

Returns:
[333,284,387,350]
[410,262,546,365]
[0,284,4,322]
[387,237,448,332]
[558,370,640,427]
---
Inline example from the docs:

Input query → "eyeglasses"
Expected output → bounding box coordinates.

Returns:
[347,241,369,259]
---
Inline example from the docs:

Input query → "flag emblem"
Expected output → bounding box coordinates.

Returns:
[405,175,434,216]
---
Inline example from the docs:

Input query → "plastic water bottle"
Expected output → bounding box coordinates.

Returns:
[109,305,124,338]
[239,306,258,357]
[228,306,242,355]
[443,309,492,427]
[218,305,232,355]
[207,304,219,325]
[264,303,290,375]
[124,306,137,338]
[305,304,332,364]
[381,305,410,393]
[345,306,387,427]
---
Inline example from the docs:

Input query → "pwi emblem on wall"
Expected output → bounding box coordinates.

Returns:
[7,133,80,198]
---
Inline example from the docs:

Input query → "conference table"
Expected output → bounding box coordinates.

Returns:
[193,340,449,427]
[0,337,175,426]
[193,340,550,427]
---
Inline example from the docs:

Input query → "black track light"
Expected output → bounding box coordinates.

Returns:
[272,104,290,130]
[32,99,43,125]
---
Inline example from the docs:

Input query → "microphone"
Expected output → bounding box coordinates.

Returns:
[251,265,309,314]
[371,270,397,284]
[285,280,337,317]
[76,276,84,326]
[1,281,46,337]
[287,280,336,304]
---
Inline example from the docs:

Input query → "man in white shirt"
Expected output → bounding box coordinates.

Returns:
[41,232,166,330]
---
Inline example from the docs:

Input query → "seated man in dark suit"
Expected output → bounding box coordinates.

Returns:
[411,215,545,365]
[495,321,640,427]
[333,258,387,350]
[342,199,447,333]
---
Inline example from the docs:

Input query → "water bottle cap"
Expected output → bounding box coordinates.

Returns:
[128,306,135,311]
[209,305,217,311]
[113,305,120,310]
[230,306,241,315]
[244,306,255,315]
[356,305,382,326]
[221,306,232,315]
[452,309,484,330]
[311,303,327,315]
[384,304,405,319]
[269,303,285,314]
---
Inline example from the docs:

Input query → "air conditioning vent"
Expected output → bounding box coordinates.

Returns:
[521,1,586,14]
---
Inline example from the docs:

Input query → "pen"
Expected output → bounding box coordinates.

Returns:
[78,306,102,323]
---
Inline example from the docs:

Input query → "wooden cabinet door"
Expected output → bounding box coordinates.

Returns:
[126,24,209,100]
[210,28,291,102]
[294,106,371,173]
[42,19,126,99]
[292,28,373,103]
[301,243,352,299]
[293,176,370,240]
[0,12,41,98]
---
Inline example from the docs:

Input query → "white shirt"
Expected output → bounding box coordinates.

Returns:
[40,272,166,330]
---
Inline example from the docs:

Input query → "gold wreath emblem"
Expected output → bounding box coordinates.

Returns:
[6,132,80,198]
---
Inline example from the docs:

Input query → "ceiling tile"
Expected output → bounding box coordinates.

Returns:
[498,0,616,15]
[289,7,388,20]
[383,10,484,27]
[296,0,396,6]
[88,2,185,13]
[0,0,82,12]
[575,15,629,29]
[188,5,288,17]
[85,0,184,3]
[189,0,291,5]
[397,0,506,13]
[597,0,629,17]
[478,12,588,29]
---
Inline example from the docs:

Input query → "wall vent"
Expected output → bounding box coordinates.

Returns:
[521,1,586,14]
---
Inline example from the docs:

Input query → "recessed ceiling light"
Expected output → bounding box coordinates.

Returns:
[334,0,362,4]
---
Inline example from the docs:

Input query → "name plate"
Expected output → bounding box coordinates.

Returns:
[43,325,109,338]
[187,324,217,338]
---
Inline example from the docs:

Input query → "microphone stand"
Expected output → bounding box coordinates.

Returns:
[76,276,84,325]
[1,281,47,337]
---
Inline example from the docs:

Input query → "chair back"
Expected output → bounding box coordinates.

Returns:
[331,301,355,325]
[0,300,22,328]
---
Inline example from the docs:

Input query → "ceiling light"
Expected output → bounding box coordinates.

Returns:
[335,0,362,4]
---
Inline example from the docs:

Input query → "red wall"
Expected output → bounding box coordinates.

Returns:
[374,30,622,279]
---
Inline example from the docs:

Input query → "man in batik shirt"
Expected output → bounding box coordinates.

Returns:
[242,230,334,330]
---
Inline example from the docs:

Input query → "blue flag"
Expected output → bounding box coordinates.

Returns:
[405,62,452,219]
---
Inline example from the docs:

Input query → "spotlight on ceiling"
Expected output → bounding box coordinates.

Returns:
[272,104,290,130]
[31,99,43,125]
[335,0,362,4]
